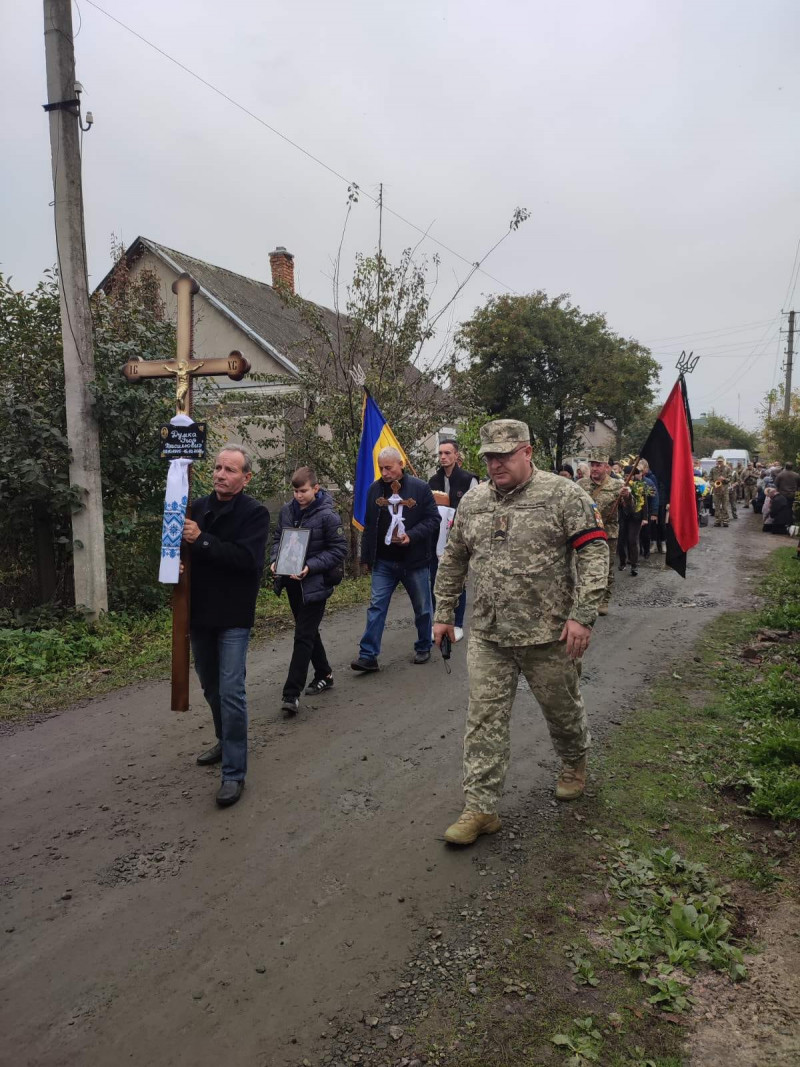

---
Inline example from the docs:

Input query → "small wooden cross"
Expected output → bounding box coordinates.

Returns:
[376,479,416,542]
[376,480,417,509]
[120,273,252,712]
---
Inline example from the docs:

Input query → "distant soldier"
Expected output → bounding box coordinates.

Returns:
[741,463,758,508]
[433,419,609,846]
[577,449,630,615]
[710,458,733,527]
[728,466,739,519]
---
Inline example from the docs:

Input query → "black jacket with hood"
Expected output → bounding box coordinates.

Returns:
[359,473,441,568]
[271,489,348,604]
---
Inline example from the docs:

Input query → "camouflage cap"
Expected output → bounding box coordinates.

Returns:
[478,419,531,455]
[586,447,611,464]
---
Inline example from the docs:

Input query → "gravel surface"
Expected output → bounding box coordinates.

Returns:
[0,515,778,1066]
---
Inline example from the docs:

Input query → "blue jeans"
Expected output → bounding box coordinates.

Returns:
[359,560,432,660]
[190,627,251,782]
[429,556,467,628]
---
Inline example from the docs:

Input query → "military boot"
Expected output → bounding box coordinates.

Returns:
[556,757,587,801]
[443,810,501,845]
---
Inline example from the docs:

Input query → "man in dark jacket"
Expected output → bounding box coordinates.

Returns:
[183,446,269,808]
[270,467,347,717]
[775,462,800,509]
[428,438,478,641]
[351,447,441,671]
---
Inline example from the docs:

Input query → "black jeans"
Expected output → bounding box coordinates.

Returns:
[639,520,652,558]
[618,513,641,569]
[283,581,331,700]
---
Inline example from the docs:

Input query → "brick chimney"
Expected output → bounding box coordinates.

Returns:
[269,246,295,293]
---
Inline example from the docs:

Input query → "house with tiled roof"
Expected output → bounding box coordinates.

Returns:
[96,238,455,480]
[95,237,321,397]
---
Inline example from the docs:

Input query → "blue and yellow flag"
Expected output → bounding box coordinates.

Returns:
[352,391,409,530]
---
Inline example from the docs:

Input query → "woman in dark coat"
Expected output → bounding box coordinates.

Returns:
[270,467,347,716]
[763,489,793,535]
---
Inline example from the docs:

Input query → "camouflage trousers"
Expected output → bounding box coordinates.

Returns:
[463,634,590,812]
[603,537,617,608]
[743,484,756,504]
[712,489,729,524]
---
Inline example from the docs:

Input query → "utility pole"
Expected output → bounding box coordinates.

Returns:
[784,310,795,417]
[376,182,383,336]
[43,0,108,617]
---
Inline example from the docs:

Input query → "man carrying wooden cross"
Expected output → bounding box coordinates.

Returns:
[184,445,269,807]
[121,273,268,807]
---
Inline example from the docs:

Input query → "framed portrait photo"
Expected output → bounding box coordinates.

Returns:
[275,527,311,576]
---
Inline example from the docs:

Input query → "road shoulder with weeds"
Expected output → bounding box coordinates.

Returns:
[0,577,371,722]
[311,548,800,1067]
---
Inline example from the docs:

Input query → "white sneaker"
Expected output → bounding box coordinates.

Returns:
[454,627,464,643]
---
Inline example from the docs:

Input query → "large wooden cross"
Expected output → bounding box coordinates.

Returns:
[121,273,251,712]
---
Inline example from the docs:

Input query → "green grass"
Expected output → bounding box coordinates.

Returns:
[405,547,799,1066]
[0,576,371,720]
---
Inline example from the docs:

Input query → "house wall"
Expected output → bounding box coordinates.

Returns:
[126,252,296,468]
[565,420,618,471]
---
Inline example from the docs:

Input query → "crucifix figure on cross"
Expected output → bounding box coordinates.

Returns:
[120,272,252,711]
[122,275,250,406]
[376,479,417,544]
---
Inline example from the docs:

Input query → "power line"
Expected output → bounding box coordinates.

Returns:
[650,332,783,357]
[82,0,520,294]
[640,317,775,345]
[693,322,781,405]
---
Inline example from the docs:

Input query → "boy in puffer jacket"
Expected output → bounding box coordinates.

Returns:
[270,467,347,717]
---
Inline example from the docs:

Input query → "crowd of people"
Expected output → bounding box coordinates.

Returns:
[179,433,799,819]
[697,458,800,535]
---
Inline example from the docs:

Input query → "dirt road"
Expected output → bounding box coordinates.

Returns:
[0,515,776,1067]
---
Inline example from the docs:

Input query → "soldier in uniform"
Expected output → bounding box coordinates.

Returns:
[710,458,732,527]
[728,465,739,519]
[433,419,609,846]
[741,462,758,508]
[577,450,630,615]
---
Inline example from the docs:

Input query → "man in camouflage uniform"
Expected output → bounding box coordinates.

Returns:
[728,465,739,519]
[577,450,630,616]
[710,458,732,527]
[741,463,758,507]
[433,420,609,846]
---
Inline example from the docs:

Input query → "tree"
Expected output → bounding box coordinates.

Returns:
[458,292,659,469]
[245,247,473,567]
[0,272,77,604]
[0,258,184,613]
[618,402,663,459]
[692,410,760,459]
[760,389,800,464]
[590,342,661,457]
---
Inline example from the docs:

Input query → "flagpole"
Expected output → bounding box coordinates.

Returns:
[361,385,419,476]
[607,366,693,521]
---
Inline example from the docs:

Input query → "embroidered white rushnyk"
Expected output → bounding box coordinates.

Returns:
[158,414,194,584]
[435,504,455,557]
[384,492,409,545]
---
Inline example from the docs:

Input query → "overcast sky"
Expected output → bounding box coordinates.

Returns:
[3,0,799,430]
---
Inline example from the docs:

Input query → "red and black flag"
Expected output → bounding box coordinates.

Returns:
[640,377,699,577]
